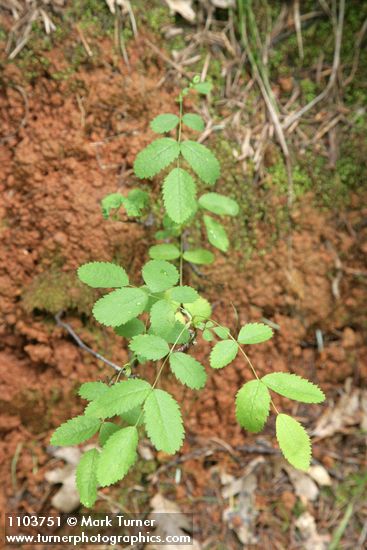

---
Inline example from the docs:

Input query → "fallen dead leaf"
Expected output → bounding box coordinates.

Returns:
[295,512,330,550]
[308,464,332,487]
[284,464,319,502]
[45,447,82,512]
[314,380,363,439]
[279,76,294,93]
[138,441,154,461]
[223,474,258,545]
[146,494,201,550]
[221,457,264,499]
[221,458,263,546]
[164,0,195,22]
[104,0,131,14]
[210,0,235,8]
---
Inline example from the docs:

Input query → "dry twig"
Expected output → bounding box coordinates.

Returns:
[55,312,127,374]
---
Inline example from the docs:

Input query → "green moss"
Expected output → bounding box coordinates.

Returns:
[267,158,313,197]
[0,25,7,41]
[268,0,367,97]
[15,48,51,82]
[335,471,367,506]
[22,267,95,315]
[266,124,366,208]
[300,78,317,103]
[68,43,90,68]
[211,137,262,260]
[50,68,74,81]
[65,0,113,34]
[147,5,172,33]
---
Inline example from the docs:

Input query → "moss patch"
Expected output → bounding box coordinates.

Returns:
[22,267,95,315]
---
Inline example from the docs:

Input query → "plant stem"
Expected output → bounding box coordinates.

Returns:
[207,316,280,415]
[178,95,183,142]
[134,321,191,427]
[179,234,184,286]
[177,94,184,285]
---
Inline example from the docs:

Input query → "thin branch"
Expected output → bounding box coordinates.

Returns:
[294,0,304,60]
[54,312,126,374]
[76,24,93,57]
[126,0,138,38]
[114,5,130,66]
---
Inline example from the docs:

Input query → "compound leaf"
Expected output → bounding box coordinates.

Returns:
[163,320,191,344]
[182,113,205,131]
[97,426,138,486]
[203,215,229,252]
[163,168,197,224]
[129,334,170,360]
[170,352,207,390]
[276,414,311,471]
[99,422,121,447]
[262,373,325,404]
[213,326,230,339]
[120,406,144,426]
[114,318,146,338]
[142,260,179,292]
[143,389,184,454]
[238,323,273,345]
[149,244,180,261]
[85,379,151,419]
[183,249,214,265]
[235,380,270,433]
[193,81,213,95]
[101,191,148,219]
[180,140,220,185]
[150,299,176,338]
[134,138,180,179]
[93,288,148,327]
[202,328,214,341]
[123,189,149,217]
[183,296,212,326]
[76,449,99,508]
[150,113,179,133]
[170,286,199,303]
[101,193,124,219]
[210,339,238,369]
[78,262,129,288]
[51,415,101,446]
[79,382,109,402]
[199,193,239,216]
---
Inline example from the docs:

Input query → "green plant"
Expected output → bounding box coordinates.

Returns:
[51,77,325,508]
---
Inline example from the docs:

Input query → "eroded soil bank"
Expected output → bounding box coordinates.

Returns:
[1,21,366,549]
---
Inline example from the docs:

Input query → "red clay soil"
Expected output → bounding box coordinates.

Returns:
[1,34,366,548]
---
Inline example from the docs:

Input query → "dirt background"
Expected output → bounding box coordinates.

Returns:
[0,2,366,549]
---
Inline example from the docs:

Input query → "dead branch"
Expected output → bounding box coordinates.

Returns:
[55,312,127,374]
